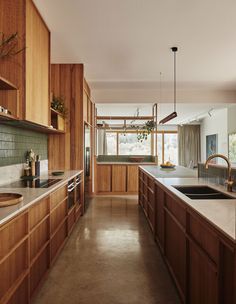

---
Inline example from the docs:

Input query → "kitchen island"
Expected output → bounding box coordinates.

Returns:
[139,165,236,304]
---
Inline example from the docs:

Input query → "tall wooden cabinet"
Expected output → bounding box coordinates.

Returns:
[48,64,95,197]
[0,0,50,127]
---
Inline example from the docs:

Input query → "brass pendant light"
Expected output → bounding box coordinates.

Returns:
[159,47,178,124]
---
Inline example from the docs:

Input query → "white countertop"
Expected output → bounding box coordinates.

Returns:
[97,162,157,165]
[0,170,83,226]
[140,165,198,178]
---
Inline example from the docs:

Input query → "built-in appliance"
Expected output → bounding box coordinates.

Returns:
[0,178,62,188]
[75,174,81,206]
[84,123,91,211]
[67,178,76,210]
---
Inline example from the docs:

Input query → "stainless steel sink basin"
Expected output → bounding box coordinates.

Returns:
[173,185,234,200]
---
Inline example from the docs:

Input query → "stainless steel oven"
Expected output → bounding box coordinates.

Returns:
[67,178,76,210]
[75,174,82,206]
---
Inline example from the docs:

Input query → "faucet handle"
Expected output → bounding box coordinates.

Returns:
[224,179,234,192]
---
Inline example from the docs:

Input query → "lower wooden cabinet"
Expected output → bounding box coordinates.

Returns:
[188,240,218,304]
[0,174,83,303]
[112,165,126,192]
[96,164,140,194]
[139,168,236,304]
[97,165,112,192]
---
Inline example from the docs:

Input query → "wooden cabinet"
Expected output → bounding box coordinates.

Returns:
[0,0,50,127]
[112,165,127,192]
[188,240,218,304]
[96,164,140,194]
[127,165,139,192]
[139,167,236,304]
[97,165,112,192]
[25,0,50,126]
[0,174,83,303]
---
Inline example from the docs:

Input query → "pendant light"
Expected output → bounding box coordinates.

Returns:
[159,47,178,124]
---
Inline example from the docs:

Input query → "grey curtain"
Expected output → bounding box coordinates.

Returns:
[178,125,201,168]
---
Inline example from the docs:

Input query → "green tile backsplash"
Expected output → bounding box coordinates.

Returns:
[0,125,48,166]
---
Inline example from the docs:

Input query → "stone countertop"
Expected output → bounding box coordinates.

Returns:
[97,162,157,165]
[0,170,83,226]
[141,165,236,241]
[140,165,198,178]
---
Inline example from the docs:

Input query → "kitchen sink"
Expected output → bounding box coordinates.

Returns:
[173,185,234,200]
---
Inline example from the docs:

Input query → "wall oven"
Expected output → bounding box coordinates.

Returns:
[67,178,76,210]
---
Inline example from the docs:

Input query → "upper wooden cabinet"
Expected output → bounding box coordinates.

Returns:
[0,0,50,127]
[25,0,50,126]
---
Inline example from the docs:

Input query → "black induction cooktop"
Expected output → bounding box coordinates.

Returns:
[0,178,62,188]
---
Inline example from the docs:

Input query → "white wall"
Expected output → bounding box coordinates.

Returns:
[228,105,236,134]
[200,108,228,165]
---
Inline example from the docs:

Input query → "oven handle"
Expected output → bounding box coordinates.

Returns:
[68,186,76,193]
[75,181,81,186]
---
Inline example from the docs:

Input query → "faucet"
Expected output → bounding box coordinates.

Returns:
[205,154,234,192]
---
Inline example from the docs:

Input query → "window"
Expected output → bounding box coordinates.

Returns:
[164,133,178,164]
[119,133,151,155]
[106,132,117,155]
[99,131,178,164]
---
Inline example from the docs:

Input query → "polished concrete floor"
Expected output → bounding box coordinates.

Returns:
[33,196,180,304]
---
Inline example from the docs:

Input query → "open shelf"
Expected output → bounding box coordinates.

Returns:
[50,108,66,132]
[0,76,18,90]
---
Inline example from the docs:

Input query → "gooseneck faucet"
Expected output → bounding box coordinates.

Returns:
[205,154,234,192]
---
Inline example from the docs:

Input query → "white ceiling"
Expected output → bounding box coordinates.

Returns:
[34,0,236,103]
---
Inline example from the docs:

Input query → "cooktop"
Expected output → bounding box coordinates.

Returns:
[0,178,62,188]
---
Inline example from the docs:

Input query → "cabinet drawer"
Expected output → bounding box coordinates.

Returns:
[50,220,67,262]
[188,212,218,263]
[0,240,28,300]
[148,177,155,189]
[50,199,67,234]
[165,194,186,228]
[148,189,155,209]
[0,212,28,260]
[29,197,49,230]
[6,276,28,304]
[50,185,67,210]
[68,209,76,234]
[30,245,49,297]
[30,218,49,261]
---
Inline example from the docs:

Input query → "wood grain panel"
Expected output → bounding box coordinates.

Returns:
[29,197,49,230]
[165,194,186,228]
[0,240,28,301]
[0,0,25,119]
[0,212,28,261]
[189,212,218,263]
[50,199,67,234]
[112,165,127,192]
[155,185,165,250]
[50,220,67,262]
[6,276,28,304]
[127,165,138,192]
[25,0,50,126]
[188,240,217,304]
[97,165,112,192]
[30,245,49,297]
[30,218,49,261]
[165,211,186,301]
[50,185,67,210]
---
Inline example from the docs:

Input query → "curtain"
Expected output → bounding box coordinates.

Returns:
[97,129,107,155]
[178,125,200,168]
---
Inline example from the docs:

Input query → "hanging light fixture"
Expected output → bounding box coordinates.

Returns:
[159,46,178,124]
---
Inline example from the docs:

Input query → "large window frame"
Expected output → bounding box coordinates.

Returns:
[105,130,178,163]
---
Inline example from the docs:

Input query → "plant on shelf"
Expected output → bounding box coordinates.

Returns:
[130,108,156,142]
[51,95,68,118]
[0,32,25,59]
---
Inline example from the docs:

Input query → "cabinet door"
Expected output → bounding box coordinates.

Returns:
[127,165,138,192]
[112,165,126,192]
[165,211,186,301]
[97,165,111,192]
[155,185,164,250]
[25,0,50,126]
[188,241,218,304]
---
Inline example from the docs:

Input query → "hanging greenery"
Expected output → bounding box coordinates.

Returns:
[130,108,156,142]
[0,32,25,59]
[51,95,68,117]
[131,120,156,142]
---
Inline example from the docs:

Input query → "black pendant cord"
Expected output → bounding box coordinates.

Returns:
[174,49,176,112]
